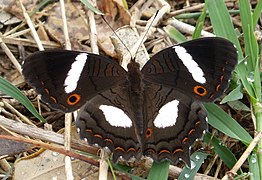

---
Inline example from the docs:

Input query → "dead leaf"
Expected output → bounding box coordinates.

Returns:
[44,2,90,51]
[7,0,37,19]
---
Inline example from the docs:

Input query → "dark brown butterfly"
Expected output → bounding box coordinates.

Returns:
[23,37,237,165]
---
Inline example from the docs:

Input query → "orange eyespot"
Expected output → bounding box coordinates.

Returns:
[67,93,81,105]
[193,85,207,96]
[146,128,153,139]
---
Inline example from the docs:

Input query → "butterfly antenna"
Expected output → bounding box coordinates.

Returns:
[132,10,159,62]
[101,15,133,60]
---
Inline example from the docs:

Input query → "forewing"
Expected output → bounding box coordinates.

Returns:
[142,37,237,102]
[22,50,127,112]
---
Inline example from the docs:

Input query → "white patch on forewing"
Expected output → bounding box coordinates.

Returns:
[99,105,132,128]
[154,100,179,128]
[64,53,88,93]
[174,46,206,84]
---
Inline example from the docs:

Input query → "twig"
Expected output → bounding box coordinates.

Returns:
[130,0,154,19]
[86,0,107,178]
[167,3,205,17]
[0,134,99,167]
[0,35,22,74]
[60,0,71,50]
[19,0,44,116]
[167,18,215,37]
[222,132,262,180]
[64,113,73,180]
[5,26,39,38]
[0,159,11,172]
[88,2,99,54]
[3,21,27,36]
[18,0,44,51]
[59,0,73,179]
[99,148,109,180]
[0,116,99,155]
[3,101,35,126]
[1,37,60,48]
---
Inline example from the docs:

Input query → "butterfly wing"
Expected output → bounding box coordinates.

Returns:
[23,50,127,112]
[140,37,236,165]
[76,85,142,162]
[142,83,207,165]
[142,37,238,102]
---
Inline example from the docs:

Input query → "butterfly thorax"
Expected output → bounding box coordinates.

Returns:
[127,61,143,92]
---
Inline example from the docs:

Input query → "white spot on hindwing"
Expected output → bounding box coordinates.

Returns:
[99,105,132,128]
[64,53,88,93]
[154,100,179,128]
[173,46,206,84]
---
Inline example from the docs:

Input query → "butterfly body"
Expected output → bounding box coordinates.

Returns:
[22,37,238,165]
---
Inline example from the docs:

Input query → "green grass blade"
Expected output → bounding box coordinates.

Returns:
[204,132,242,174]
[253,0,262,28]
[221,84,243,104]
[239,0,258,70]
[248,153,260,180]
[206,0,255,99]
[205,103,252,144]
[121,0,128,9]
[147,161,169,180]
[112,163,145,180]
[164,25,187,43]
[192,4,207,39]
[29,0,52,16]
[206,0,240,45]
[227,100,250,112]
[239,1,261,101]
[178,151,207,180]
[79,0,104,15]
[0,76,46,122]
[174,10,240,19]
[108,160,117,180]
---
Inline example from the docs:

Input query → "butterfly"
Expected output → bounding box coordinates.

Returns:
[22,37,237,165]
